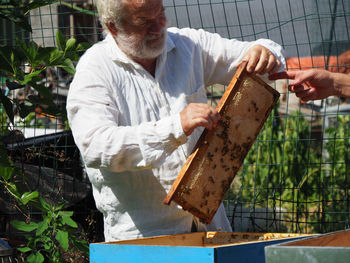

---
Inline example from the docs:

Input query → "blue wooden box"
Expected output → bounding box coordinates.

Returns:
[90,231,310,263]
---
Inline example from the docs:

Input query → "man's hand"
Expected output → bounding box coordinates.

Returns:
[238,44,281,75]
[268,69,338,102]
[180,103,220,136]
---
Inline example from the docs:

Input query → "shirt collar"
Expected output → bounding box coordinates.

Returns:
[105,31,175,67]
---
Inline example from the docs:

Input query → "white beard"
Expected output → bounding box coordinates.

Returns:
[116,29,168,60]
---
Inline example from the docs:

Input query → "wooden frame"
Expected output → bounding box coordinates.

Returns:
[163,62,280,224]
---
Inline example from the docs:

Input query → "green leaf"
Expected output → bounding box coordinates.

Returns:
[21,70,44,85]
[76,42,92,52]
[0,7,32,32]
[11,220,38,232]
[27,251,44,263]
[0,167,15,180]
[44,241,52,250]
[28,41,39,65]
[58,211,73,217]
[36,220,49,236]
[56,30,66,51]
[63,50,80,61]
[48,49,65,66]
[17,40,39,65]
[61,215,78,228]
[37,47,57,64]
[65,38,76,52]
[17,246,32,253]
[54,201,66,211]
[55,230,69,250]
[0,91,14,125]
[21,191,39,205]
[59,58,75,75]
[38,197,51,212]
[7,182,20,198]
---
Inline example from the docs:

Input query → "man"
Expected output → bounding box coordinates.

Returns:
[67,0,285,241]
[269,69,350,101]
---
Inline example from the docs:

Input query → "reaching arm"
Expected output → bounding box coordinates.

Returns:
[269,69,350,101]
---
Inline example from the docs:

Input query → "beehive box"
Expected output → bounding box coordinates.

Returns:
[90,232,310,263]
[265,229,350,263]
[164,62,280,223]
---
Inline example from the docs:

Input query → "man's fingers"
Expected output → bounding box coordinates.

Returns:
[254,49,269,74]
[244,47,261,73]
[193,114,218,131]
[193,117,212,130]
[180,103,221,136]
[269,59,281,75]
[236,57,249,69]
[261,54,278,75]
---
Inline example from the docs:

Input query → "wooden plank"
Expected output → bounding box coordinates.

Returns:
[163,62,280,224]
[104,232,206,247]
[204,232,310,246]
[95,231,309,247]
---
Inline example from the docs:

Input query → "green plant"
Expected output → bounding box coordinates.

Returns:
[0,29,90,124]
[0,148,88,262]
[0,0,54,33]
[228,105,322,233]
[314,114,350,233]
[0,1,92,262]
[11,199,89,263]
[227,104,350,234]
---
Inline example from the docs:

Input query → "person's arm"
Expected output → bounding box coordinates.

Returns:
[187,28,286,86]
[67,83,183,172]
[67,73,220,173]
[269,69,350,101]
[332,72,350,99]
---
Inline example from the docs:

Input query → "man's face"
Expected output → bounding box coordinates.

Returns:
[115,0,167,60]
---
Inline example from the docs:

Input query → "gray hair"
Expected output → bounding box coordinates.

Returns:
[94,0,126,32]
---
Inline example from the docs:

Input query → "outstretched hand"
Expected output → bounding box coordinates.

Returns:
[268,69,338,102]
[180,103,220,136]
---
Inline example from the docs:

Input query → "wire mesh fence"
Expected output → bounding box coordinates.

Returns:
[0,0,349,244]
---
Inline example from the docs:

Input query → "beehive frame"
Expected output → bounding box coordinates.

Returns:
[163,62,280,224]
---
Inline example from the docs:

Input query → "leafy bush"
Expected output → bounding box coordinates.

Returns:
[0,29,90,124]
[0,1,91,261]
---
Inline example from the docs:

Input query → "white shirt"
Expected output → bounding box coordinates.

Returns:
[67,27,285,241]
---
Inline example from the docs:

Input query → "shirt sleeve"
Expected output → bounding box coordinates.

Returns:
[66,71,187,173]
[192,29,286,86]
